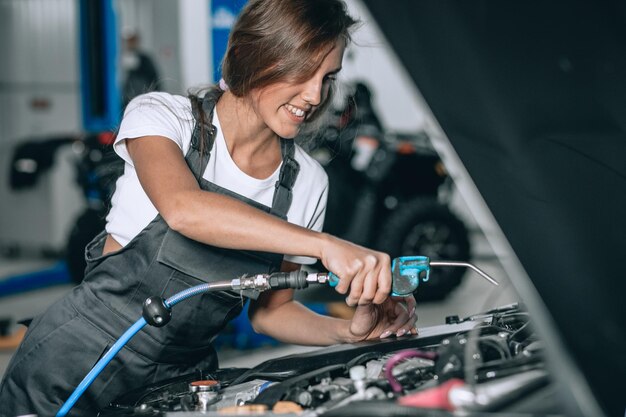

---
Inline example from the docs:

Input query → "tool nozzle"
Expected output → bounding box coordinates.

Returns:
[429,261,499,286]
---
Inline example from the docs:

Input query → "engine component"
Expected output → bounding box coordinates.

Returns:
[103,304,560,416]
[187,380,221,411]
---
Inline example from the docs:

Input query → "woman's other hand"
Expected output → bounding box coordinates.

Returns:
[347,295,418,341]
[319,234,392,306]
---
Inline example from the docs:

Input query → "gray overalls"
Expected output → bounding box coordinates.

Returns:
[0,89,300,416]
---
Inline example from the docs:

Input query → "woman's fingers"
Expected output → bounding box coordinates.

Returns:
[333,272,351,295]
[397,307,418,336]
[373,267,392,305]
[379,297,418,338]
[396,296,418,336]
[356,267,377,305]
[320,236,392,305]
[405,295,417,319]
[351,253,391,305]
[397,310,418,336]
[391,299,411,336]
[345,279,363,306]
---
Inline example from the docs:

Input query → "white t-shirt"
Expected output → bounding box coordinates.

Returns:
[106,92,328,265]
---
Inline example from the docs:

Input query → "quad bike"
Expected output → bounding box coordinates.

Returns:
[64,132,122,283]
[8,132,121,284]
[309,82,471,301]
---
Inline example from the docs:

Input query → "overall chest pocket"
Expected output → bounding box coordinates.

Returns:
[153,228,282,346]
[155,268,245,347]
[156,228,281,286]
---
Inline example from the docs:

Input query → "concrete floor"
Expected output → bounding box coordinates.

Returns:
[0,230,519,379]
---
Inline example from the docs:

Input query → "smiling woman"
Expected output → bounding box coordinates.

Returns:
[231,39,345,141]
[0,0,418,415]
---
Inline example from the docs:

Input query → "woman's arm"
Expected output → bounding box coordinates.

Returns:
[248,262,417,345]
[127,135,391,306]
[249,287,418,345]
[248,261,352,345]
[127,136,324,256]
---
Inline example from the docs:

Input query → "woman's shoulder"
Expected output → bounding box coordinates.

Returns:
[116,92,195,151]
[293,144,328,185]
[124,92,193,120]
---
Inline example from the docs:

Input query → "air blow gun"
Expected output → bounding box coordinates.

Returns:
[142,257,499,330]
[302,256,498,296]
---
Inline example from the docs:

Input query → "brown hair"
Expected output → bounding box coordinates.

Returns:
[222,0,358,111]
[188,0,357,166]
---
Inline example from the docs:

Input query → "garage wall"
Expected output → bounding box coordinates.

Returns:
[0,0,83,253]
[0,0,81,144]
[116,0,184,94]
[0,0,193,255]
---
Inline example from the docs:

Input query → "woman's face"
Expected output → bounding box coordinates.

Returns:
[251,39,346,139]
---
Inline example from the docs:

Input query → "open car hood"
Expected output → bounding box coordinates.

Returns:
[360,1,626,416]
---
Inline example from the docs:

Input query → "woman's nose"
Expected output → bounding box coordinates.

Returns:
[301,79,322,106]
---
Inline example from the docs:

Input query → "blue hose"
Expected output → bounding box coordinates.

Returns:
[56,318,147,416]
[56,282,223,417]
[165,283,211,307]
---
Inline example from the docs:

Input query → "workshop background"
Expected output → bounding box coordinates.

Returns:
[0,0,517,376]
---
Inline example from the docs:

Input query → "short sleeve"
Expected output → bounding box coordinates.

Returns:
[114,92,194,166]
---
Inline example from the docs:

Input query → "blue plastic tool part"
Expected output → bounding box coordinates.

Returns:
[326,256,431,296]
[327,272,340,287]
[391,256,431,297]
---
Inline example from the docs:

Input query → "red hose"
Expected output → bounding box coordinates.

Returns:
[398,378,465,411]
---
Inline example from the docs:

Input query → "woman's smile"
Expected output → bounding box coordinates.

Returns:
[283,103,309,123]
[250,39,345,139]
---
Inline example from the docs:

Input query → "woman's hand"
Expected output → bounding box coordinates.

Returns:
[319,234,392,306]
[347,295,418,341]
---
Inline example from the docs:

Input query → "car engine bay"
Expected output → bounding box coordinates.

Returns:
[101,302,561,417]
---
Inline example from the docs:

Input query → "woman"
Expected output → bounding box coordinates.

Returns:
[0,0,417,414]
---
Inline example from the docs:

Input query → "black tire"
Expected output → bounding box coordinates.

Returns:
[376,198,470,301]
[65,209,106,284]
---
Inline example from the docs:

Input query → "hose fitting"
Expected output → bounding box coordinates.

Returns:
[268,270,308,290]
[231,271,309,292]
[142,296,172,327]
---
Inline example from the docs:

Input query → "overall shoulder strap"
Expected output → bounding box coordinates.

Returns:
[186,88,223,179]
[271,139,300,218]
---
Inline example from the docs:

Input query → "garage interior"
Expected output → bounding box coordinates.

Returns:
[0,1,623,417]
